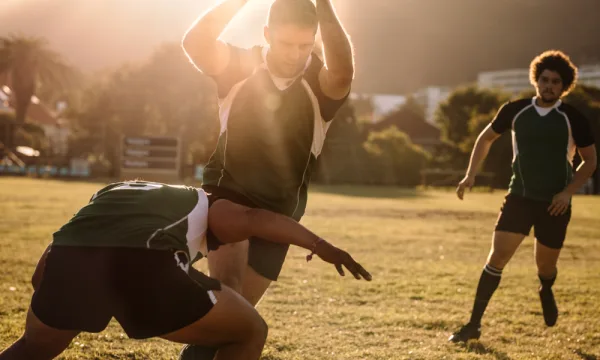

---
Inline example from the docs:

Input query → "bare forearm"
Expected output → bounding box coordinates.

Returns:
[316,0,354,77]
[247,209,319,250]
[466,137,493,177]
[182,0,247,50]
[564,161,597,196]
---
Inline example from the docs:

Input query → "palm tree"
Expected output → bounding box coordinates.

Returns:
[0,34,78,150]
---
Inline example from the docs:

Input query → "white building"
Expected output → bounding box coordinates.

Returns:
[349,93,406,123]
[413,86,451,124]
[478,64,600,95]
[477,68,530,95]
[578,64,600,89]
[0,86,10,111]
[371,94,406,121]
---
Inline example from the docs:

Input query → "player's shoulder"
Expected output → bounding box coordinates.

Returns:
[502,98,533,113]
[557,101,585,118]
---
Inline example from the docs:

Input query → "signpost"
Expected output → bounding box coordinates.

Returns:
[119,136,181,183]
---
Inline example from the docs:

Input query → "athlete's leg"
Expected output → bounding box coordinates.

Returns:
[0,307,79,360]
[450,194,532,342]
[533,205,570,327]
[162,286,268,360]
[208,241,249,293]
[473,231,526,324]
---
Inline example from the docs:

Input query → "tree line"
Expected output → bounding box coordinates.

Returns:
[1,35,599,188]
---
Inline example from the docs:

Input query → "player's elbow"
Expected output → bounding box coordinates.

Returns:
[181,33,196,54]
[479,127,500,145]
[328,71,354,90]
[181,35,199,61]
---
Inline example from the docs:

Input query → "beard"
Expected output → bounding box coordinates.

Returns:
[540,92,558,104]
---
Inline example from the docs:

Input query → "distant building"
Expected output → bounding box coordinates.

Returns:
[413,86,451,124]
[350,93,406,123]
[478,64,600,95]
[478,68,530,95]
[0,87,9,111]
[578,64,600,89]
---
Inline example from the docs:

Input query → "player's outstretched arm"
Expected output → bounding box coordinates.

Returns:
[182,0,249,75]
[456,124,501,200]
[316,0,354,100]
[208,199,372,281]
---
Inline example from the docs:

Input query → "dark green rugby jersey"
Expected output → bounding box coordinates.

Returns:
[491,97,595,201]
[52,181,209,261]
[202,45,349,219]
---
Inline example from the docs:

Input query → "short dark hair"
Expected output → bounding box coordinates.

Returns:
[529,50,578,96]
[267,0,318,31]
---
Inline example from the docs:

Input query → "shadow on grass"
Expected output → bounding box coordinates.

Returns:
[311,184,427,199]
[574,349,598,360]
[463,340,512,360]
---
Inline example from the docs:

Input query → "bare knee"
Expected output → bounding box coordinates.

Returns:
[241,266,271,306]
[488,231,525,269]
[251,317,268,347]
[487,249,512,270]
[217,273,244,293]
[536,260,557,277]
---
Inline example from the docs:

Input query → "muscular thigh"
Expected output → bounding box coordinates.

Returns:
[208,243,272,307]
[488,231,526,269]
[242,265,272,307]
[208,240,249,291]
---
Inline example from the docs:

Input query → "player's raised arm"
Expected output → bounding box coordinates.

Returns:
[181,0,249,76]
[208,199,372,281]
[316,0,354,100]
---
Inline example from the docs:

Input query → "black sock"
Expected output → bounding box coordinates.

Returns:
[539,271,557,291]
[469,264,503,326]
[179,345,217,360]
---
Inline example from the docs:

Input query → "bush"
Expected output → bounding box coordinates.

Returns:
[362,126,430,186]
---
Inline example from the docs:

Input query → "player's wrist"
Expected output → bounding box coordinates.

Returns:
[306,237,325,262]
[562,187,576,197]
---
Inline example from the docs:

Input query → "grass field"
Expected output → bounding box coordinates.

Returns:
[1,177,599,360]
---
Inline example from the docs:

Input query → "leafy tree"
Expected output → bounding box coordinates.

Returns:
[68,43,219,170]
[363,126,430,186]
[0,34,78,148]
[435,85,509,147]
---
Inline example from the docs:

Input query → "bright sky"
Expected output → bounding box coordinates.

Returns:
[0,0,293,69]
[0,0,313,46]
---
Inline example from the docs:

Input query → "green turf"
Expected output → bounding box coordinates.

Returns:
[0,178,599,359]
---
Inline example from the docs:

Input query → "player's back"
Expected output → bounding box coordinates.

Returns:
[53,181,208,256]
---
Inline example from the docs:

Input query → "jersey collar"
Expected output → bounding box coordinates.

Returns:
[532,96,562,116]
